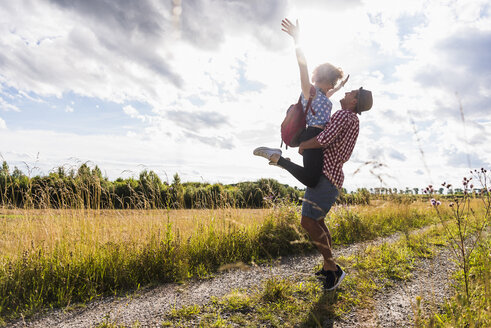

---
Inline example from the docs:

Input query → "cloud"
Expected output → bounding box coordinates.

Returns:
[438,28,491,74]
[299,0,363,11]
[166,110,229,132]
[0,117,6,129]
[389,149,406,161]
[65,105,74,112]
[123,105,146,122]
[184,132,235,150]
[179,0,288,50]
[366,146,385,161]
[48,0,165,36]
[0,97,20,112]
[445,149,490,169]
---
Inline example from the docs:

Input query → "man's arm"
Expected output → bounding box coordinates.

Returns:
[299,111,347,154]
[298,136,322,155]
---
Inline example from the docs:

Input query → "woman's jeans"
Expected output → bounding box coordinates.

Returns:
[277,127,323,188]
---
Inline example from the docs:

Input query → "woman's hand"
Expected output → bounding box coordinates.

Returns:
[340,74,350,87]
[281,18,300,43]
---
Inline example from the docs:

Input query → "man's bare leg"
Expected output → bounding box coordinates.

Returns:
[301,215,336,271]
[319,219,332,249]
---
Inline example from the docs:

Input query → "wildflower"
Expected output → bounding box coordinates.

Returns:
[449,202,454,207]
[436,201,441,206]
[430,198,437,206]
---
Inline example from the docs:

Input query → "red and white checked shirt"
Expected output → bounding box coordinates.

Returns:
[316,109,359,188]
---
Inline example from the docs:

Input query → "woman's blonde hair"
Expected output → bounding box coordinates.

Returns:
[312,63,343,86]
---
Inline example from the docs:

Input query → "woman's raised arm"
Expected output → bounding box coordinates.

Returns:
[281,18,311,99]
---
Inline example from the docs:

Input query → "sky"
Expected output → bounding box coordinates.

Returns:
[0,0,490,191]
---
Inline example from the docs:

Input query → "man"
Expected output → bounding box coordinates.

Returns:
[254,87,373,290]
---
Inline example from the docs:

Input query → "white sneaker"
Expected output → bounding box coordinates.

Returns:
[253,147,282,161]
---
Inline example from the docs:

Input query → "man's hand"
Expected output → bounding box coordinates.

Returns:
[299,137,323,155]
[298,142,305,155]
[281,18,300,43]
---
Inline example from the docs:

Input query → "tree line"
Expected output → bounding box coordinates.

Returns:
[0,161,307,209]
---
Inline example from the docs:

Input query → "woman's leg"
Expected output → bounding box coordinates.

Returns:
[277,150,322,187]
[276,127,323,188]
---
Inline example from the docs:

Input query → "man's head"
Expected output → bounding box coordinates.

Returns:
[340,87,373,114]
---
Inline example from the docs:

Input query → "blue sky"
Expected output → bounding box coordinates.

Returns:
[0,0,490,191]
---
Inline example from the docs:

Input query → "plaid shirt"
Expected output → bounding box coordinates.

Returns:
[316,109,359,188]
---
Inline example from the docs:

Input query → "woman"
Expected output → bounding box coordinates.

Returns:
[254,18,348,188]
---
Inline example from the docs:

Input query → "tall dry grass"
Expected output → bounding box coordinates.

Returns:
[0,198,464,322]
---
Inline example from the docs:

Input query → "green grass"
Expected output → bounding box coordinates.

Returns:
[140,224,450,328]
[0,200,448,323]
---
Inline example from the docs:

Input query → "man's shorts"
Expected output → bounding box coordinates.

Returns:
[301,175,339,221]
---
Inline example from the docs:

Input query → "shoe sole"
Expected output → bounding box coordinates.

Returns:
[325,271,346,291]
[253,147,282,160]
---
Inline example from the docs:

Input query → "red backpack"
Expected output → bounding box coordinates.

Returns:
[281,85,316,148]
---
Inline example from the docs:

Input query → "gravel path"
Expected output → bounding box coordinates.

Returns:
[9,229,456,328]
[339,246,456,328]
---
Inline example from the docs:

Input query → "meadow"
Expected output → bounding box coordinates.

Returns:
[0,164,489,327]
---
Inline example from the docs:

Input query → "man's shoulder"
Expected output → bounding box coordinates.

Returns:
[332,109,358,120]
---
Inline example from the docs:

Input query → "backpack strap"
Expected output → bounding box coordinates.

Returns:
[305,85,316,116]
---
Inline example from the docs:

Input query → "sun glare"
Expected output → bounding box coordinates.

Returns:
[292,9,365,71]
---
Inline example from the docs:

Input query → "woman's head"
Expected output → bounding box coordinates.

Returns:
[312,63,343,88]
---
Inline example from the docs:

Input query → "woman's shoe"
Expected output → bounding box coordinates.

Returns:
[253,147,282,161]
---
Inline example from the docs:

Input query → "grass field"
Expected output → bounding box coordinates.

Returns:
[0,198,488,326]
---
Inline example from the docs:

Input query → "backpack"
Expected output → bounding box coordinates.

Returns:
[280,85,316,148]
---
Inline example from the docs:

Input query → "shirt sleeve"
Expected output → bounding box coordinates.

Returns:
[316,111,347,147]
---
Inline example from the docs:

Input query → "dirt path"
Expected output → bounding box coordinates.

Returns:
[339,247,455,327]
[10,230,455,328]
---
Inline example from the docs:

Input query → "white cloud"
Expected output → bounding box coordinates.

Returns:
[0,117,6,130]
[65,105,74,113]
[123,105,146,122]
[0,97,20,112]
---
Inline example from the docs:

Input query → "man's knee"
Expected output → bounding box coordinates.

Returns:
[301,215,316,230]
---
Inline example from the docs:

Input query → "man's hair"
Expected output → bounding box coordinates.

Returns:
[312,63,343,86]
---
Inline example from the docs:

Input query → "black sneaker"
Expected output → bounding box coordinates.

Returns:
[315,264,342,279]
[315,268,329,278]
[322,265,346,291]
[323,270,337,289]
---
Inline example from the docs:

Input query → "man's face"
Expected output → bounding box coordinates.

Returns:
[340,90,358,110]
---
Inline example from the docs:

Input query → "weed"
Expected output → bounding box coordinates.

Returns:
[261,277,294,303]
[427,168,489,303]
[168,304,201,319]
[218,290,253,313]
